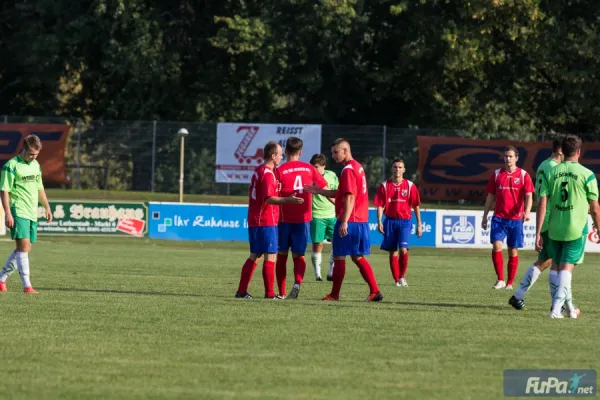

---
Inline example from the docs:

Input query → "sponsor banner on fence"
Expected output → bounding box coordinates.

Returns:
[37,201,148,237]
[148,202,435,247]
[417,136,600,201]
[0,124,71,185]
[215,123,322,183]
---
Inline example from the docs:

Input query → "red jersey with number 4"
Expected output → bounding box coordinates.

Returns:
[485,167,534,220]
[277,160,328,223]
[335,160,369,222]
[247,165,279,227]
[373,179,420,220]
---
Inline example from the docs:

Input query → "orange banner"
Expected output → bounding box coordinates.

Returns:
[417,136,600,201]
[0,124,70,185]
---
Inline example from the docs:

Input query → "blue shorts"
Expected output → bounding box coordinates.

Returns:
[248,226,278,255]
[332,221,371,256]
[380,218,412,251]
[278,222,310,254]
[490,216,524,248]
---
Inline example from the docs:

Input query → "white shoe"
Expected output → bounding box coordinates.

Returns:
[399,278,408,287]
[492,280,506,289]
[569,308,581,319]
[394,281,401,287]
[505,284,513,290]
[549,312,564,319]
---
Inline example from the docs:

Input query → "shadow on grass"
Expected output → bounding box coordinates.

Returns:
[37,287,205,298]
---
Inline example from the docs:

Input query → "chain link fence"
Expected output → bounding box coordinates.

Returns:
[2,116,465,196]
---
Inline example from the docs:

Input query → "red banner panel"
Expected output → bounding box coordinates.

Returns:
[417,136,600,201]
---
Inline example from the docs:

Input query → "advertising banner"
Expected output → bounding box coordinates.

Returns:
[37,201,148,237]
[0,124,71,185]
[215,123,322,183]
[417,136,600,201]
[369,209,436,248]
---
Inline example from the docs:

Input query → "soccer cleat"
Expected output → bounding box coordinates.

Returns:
[399,278,408,287]
[505,284,513,290]
[492,280,506,289]
[321,293,339,301]
[569,308,581,319]
[235,292,253,299]
[508,295,525,310]
[316,276,323,282]
[365,292,384,302]
[264,294,285,300]
[23,286,38,294]
[394,281,401,287]
[549,312,564,319]
[287,283,301,299]
[0,282,6,292]
[326,275,333,282]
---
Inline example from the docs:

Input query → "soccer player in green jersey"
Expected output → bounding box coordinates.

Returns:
[0,135,53,294]
[536,134,600,318]
[509,136,564,310]
[309,154,339,281]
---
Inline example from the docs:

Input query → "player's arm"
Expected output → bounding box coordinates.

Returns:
[523,192,533,222]
[414,205,422,238]
[376,206,384,234]
[339,193,354,235]
[38,189,53,222]
[262,172,303,205]
[266,195,303,205]
[1,191,12,228]
[373,184,386,234]
[304,185,336,198]
[482,174,496,230]
[412,184,422,237]
[0,166,15,228]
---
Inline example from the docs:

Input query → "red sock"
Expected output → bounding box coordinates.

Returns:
[237,258,257,294]
[262,260,276,297]
[293,256,306,285]
[507,255,519,286]
[276,254,288,296]
[399,252,409,279]
[330,259,346,299]
[492,251,504,281]
[354,257,380,294]
[389,255,399,282]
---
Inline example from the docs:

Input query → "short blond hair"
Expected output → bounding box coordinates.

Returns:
[23,134,42,151]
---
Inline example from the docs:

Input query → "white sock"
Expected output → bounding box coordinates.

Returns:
[311,252,322,278]
[514,264,542,300]
[328,253,335,276]
[0,251,17,282]
[548,270,559,304]
[551,270,571,315]
[15,251,32,289]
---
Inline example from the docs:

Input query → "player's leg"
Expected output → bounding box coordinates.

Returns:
[380,218,399,284]
[310,219,324,280]
[398,220,411,286]
[350,222,382,301]
[322,220,347,301]
[549,239,569,318]
[325,218,336,280]
[511,231,552,309]
[276,223,291,297]
[490,217,507,288]
[13,218,36,293]
[551,236,585,318]
[0,248,18,292]
[261,227,281,299]
[236,227,262,298]
[505,220,524,289]
[287,223,310,299]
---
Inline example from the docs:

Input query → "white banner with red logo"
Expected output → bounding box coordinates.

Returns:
[215,123,322,183]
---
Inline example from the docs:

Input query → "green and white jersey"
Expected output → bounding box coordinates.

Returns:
[312,170,338,219]
[535,158,560,233]
[0,155,44,221]
[540,161,598,241]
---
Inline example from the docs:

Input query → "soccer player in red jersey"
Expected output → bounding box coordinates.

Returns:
[235,142,303,300]
[374,159,422,287]
[276,137,328,299]
[305,138,383,302]
[482,146,534,290]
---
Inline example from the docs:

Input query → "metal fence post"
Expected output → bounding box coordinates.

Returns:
[381,125,387,181]
[76,119,81,189]
[3,116,7,123]
[151,120,157,192]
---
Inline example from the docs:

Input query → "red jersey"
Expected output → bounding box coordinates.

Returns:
[485,167,534,220]
[373,179,420,220]
[277,160,328,223]
[247,165,279,227]
[335,159,369,222]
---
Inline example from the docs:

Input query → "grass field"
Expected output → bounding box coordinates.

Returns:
[0,237,598,399]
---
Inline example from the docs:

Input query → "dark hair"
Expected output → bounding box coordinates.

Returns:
[23,134,42,151]
[505,146,519,157]
[562,134,582,157]
[331,138,349,147]
[264,141,280,160]
[391,159,404,165]
[551,135,563,153]
[310,154,326,166]
[285,137,303,155]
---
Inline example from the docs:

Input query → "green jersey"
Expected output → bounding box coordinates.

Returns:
[535,158,560,232]
[312,170,338,219]
[540,161,598,241]
[0,155,44,221]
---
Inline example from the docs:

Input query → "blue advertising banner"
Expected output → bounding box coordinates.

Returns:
[149,202,436,247]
